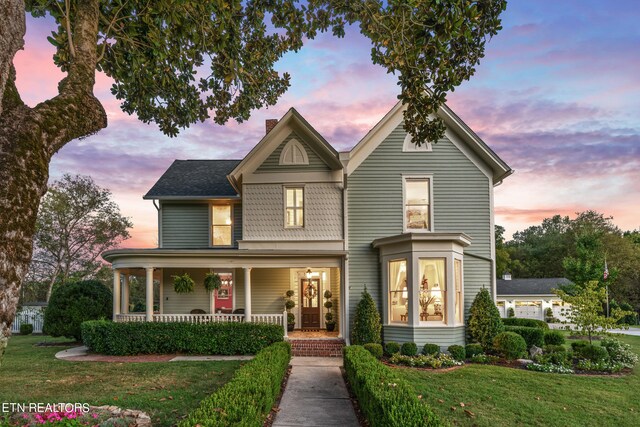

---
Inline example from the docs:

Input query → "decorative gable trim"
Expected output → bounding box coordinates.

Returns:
[279,138,309,165]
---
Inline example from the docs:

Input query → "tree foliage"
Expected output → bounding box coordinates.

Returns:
[467,287,504,350]
[352,287,381,345]
[28,174,132,301]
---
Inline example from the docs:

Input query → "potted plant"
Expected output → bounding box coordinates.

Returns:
[324,290,336,332]
[204,272,223,313]
[173,273,195,293]
[284,290,295,332]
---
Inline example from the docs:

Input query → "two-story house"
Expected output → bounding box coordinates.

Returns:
[103,101,512,348]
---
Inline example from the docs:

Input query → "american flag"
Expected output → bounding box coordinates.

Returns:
[603,261,609,281]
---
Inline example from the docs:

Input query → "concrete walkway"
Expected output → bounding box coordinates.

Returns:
[273,357,359,427]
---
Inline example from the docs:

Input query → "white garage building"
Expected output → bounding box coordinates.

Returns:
[496,276,572,322]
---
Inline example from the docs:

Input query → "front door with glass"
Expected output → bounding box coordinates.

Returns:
[300,278,321,328]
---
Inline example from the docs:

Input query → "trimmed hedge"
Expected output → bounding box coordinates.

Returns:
[465,343,483,358]
[19,323,34,335]
[344,346,443,427]
[81,320,284,355]
[447,345,465,361]
[502,318,549,329]
[179,342,291,427]
[493,331,527,360]
[544,330,566,346]
[574,344,610,363]
[423,343,440,356]
[505,325,544,349]
[401,342,418,356]
[364,343,383,359]
[385,342,401,356]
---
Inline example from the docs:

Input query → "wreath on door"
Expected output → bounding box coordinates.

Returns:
[304,282,317,301]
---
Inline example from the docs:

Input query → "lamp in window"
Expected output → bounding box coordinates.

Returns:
[432,283,442,316]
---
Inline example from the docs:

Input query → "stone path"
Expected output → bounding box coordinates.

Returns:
[55,346,253,362]
[273,357,359,427]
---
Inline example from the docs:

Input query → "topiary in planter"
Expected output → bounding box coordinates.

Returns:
[423,343,440,356]
[204,272,222,292]
[44,280,112,341]
[448,345,466,361]
[173,273,195,293]
[351,287,381,345]
[468,288,505,350]
[400,342,418,356]
[19,323,34,335]
[507,307,515,318]
[384,341,401,356]
[493,331,526,360]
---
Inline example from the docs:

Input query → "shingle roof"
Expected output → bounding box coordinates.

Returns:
[496,278,573,296]
[144,160,241,199]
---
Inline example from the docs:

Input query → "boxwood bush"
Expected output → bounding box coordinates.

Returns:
[543,330,566,346]
[493,331,527,360]
[401,342,418,356]
[422,343,440,356]
[19,323,34,335]
[81,320,284,355]
[505,325,544,349]
[574,344,610,363]
[465,343,483,358]
[343,346,443,427]
[385,342,401,356]
[502,318,549,329]
[447,345,465,361]
[179,342,290,427]
[364,343,383,359]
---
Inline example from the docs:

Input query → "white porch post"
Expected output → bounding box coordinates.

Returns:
[121,275,129,314]
[146,267,154,322]
[112,269,121,321]
[244,267,252,322]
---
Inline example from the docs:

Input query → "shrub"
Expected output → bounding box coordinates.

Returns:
[447,345,465,361]
[343,346,443,426]
[364,343,384,359]
[507,307,515,318]
[401,342,418,356]
[19,323,33,335]
[470,353,500,364]
[351,288,381,345]
[493,331,527,360]
[575,359,623,373]
[179,342,290,426]
[526,363,574,374]
[570,340,589,351]
[504,325,544,349]
[44,280,112,341]
[385,342,401,356]
[389,353,462,368]
[81,320,284,355]
[536,345,570,366]
[465,343,483,358]
[422,343,440,356]
[544,330,566,346]
[601,337,638,368]
[574,344,610,363]
[502,318,549,329]
[468,288,504,350]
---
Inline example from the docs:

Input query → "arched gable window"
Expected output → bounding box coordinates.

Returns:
[403,133,432,152]
[279,139,309,165]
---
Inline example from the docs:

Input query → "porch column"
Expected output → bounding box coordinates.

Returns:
[244,267,252,322]
[146,267,154,322]
[121,275,129,314]
[112,269,121,321]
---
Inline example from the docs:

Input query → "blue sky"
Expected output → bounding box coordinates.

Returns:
[14,0,640,246]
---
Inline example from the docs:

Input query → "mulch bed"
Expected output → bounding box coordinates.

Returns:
[264,364,292,426]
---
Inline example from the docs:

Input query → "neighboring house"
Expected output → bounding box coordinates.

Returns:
[103,101,512,347]
[496,274,573,322]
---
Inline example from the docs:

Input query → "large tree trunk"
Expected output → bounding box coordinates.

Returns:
[0,0,107,365]
[0,0,25,116]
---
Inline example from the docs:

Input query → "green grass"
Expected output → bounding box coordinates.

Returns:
[0,335,242,426]
[397,334,640,427]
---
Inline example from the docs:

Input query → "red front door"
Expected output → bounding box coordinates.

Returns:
[300,278,321,328]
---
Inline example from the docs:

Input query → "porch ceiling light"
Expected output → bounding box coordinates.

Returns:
[306,269,312,279]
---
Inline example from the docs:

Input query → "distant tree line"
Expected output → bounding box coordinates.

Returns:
[496,211,640,314]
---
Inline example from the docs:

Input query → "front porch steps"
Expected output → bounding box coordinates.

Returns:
[287,338,345,357]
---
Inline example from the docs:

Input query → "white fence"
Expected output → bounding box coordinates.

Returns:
[12,311,44,333]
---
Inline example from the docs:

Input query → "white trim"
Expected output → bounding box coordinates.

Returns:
[210,202,234,248]
[402,175,434,233]
[283,185,305,228]
[279,138,309,165]
[402,133,432,152]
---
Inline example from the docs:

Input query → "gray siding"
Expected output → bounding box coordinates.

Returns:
[348,123,492,331]
[161,203,209,248]
[243,183,343,240]
[251,268,290,314]
[256,132,331,172]
[382,325,465,347]
[233,203,243,245]
[162,268,211,313]
[330,267,340,329]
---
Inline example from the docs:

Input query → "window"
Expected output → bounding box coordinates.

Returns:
[454,259,463,323]
[285,187,304,227]
[418,259,446,324]
[404,178,431,231]
[388,259,408,323]
[212,205,232,246]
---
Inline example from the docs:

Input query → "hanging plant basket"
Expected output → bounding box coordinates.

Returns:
[204,272,222,292]
[173,273,195,294]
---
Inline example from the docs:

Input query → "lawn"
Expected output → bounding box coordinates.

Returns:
[0,335,242,427]
[397,334,640,427]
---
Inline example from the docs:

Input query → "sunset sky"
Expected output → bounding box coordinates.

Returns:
[13,1,639,247]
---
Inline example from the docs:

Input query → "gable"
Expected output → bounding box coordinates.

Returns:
[256,132,332,173]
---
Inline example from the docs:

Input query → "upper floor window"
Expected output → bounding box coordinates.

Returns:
[404,177,432,231]
[279,139,309,165]
[285,187,304,227]
[212,205,232,246]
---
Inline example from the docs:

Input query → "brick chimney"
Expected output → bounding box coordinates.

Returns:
[265,119,278,134]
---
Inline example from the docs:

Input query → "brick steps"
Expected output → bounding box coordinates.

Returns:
[288,338,345,357]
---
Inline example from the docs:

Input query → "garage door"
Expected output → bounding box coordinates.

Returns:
[496,301,506,318]
[515,301,542,319]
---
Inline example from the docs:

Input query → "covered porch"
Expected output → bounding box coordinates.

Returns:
[103,249,346,339]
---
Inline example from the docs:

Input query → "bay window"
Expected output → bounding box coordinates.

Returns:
[418,259,446,323]
[454,259,463,323]
[389,259,408,323]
